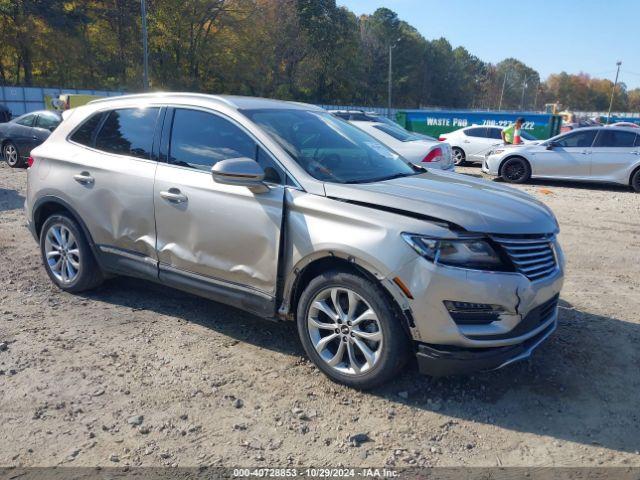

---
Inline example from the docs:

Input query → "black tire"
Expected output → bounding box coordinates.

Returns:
[39,213,104,293]
[500,157,531,184]
[631,169,640,193]
[296,270,410,389]
[452,147,466,166]
[2,141,24,168]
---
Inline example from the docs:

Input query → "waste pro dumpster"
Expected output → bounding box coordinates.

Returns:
[396,110,562,140]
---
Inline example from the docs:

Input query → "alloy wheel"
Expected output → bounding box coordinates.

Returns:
[504,161,526,182]
[44,224,81,284]
[452,148,465,165]
[3,144,18,166]
[307,287,383,375]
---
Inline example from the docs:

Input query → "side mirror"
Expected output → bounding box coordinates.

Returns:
[546,142,556,150]
[211,157,266,188]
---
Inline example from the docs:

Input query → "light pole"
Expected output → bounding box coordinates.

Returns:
[141,0,149,91]
[533,83,540,111]
[498,68,510,111]
[606,61,622,124]
[520,75,528,110]
[387,38,400,119]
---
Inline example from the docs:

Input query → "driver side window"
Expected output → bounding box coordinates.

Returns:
[169,108,284,184]
[554,130,597,148]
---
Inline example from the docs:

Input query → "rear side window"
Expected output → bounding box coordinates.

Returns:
[594,129,637,148]
[488,128,503,139]
[95,108,160,159]
[464,127,487,138]
[70,113,104,147]
[15,114,35,127]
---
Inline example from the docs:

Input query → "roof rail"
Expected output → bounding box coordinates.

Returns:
[88,92,235,107]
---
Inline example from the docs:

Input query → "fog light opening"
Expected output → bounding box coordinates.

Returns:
[443,300,505,325]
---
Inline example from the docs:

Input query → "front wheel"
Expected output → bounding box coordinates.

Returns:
[631,169,640,192]
[296,270,410,389]
[501,157,531,183]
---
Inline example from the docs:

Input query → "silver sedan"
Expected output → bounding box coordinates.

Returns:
[482,127,640,191]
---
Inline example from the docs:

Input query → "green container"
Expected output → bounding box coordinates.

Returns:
[397,110,562,140]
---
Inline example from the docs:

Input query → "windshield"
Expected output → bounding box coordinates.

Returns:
[243,109,417,184]
[521,130,537,140]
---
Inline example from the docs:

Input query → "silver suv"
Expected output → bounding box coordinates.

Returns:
[26,93,565,388]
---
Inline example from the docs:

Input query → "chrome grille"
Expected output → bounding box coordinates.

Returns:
[492,235,558,281]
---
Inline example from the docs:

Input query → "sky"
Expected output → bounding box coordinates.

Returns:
[337,0,640,89]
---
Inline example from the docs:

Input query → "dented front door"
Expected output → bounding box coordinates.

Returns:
[153,107,284,297]
[153,164,284,296]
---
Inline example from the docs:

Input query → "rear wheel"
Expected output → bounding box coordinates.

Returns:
[452,147,466,166]
[3,142,23,168]
[631,169,640,192]
[297,270,410,389]
[40,214,104,292]
[501,157,531,183]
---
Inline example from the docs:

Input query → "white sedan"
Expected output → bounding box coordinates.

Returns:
[481,126,640,191]
[439,125,537,166]
[331,112,454,171]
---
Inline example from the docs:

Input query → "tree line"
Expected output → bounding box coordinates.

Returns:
[1,0,638,112]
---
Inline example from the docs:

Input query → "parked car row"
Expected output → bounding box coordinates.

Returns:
[438,125,536,165]
[0,110,61,167]
[481,126,640,191]
[25,93,565,388]
[330,110,454,171]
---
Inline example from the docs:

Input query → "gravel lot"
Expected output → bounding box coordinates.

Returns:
[1,162,639,468]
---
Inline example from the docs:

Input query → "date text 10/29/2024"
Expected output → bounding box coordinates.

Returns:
[233,468,399,478]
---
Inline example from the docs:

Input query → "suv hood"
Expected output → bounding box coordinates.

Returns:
[324,170,558,235]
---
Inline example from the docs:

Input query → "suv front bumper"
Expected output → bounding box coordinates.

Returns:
[416,319,556,376]
[390,245,564,375]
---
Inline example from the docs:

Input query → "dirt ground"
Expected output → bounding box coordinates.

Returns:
[1,162,639,468]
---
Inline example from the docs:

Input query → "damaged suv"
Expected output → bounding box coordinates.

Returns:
[26,93,565,388]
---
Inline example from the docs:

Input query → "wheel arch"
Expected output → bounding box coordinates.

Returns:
[629,163,640,187]
[280,253,415,337]
[32,196,97,252]
[498,154,531,177]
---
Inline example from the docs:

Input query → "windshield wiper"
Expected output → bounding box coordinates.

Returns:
[346,172,416,184]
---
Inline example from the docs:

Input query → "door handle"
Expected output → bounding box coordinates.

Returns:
[73,172,94,185]
[463,140,470,143]
[159,188,187,203]
[580,150,591,155]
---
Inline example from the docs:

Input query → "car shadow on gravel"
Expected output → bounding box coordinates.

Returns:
[82,278,640,454]
[0,188,25,212]
[371,299,640,454]
[83,276,305,357]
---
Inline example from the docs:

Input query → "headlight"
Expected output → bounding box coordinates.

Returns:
[401,233,511,271]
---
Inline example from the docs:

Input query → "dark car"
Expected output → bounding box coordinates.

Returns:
[1,110,62,167]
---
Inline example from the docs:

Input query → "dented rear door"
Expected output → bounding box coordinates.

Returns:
[69,107,161,263]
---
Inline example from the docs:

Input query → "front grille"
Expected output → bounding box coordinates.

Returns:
[492,235,558,281]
